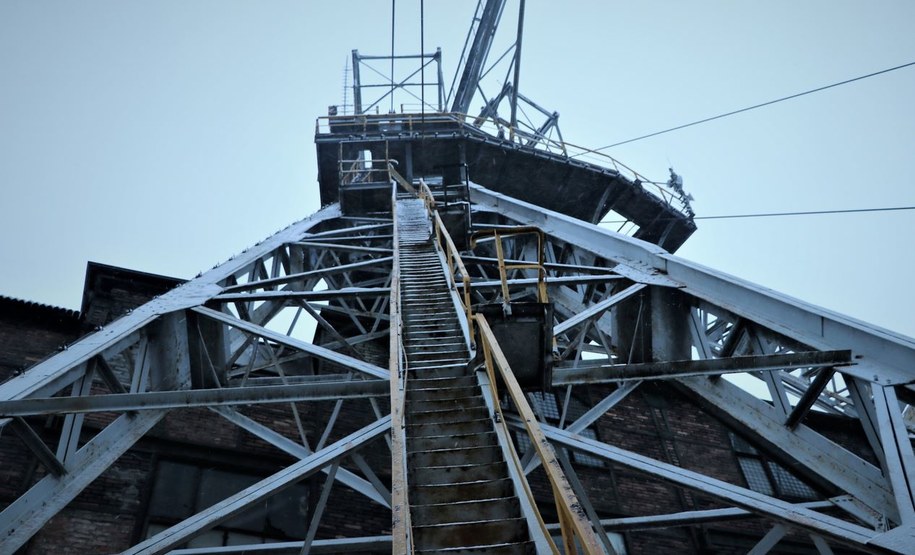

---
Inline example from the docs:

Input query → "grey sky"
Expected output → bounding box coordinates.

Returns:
[1,1,913,338]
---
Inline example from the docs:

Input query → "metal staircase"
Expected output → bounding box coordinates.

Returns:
[395,197,535,554]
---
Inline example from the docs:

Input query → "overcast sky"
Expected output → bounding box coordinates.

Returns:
[1,1,913,339]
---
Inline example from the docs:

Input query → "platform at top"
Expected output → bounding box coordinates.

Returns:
[315,112,696,252]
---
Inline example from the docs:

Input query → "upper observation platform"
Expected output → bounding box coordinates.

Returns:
[315,112,697,252]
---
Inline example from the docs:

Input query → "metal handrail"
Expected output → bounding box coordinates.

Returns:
[316,112,694,217]
[386,164,474,348]
[475,314,604,554]
[389,183,414,554]
[470,226,549,313]
[431,209,475,346]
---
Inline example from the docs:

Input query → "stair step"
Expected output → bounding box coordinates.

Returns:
[408,431,497,452]
[408,395,487,414]
[410,475,514,503]
[409,444,502,467]
[402,302,458,310]
[415,541,536,555]
[404,332,464,344]
[406,417,494,437]
[406,353,468,365]
[411,461,511,488]
[408,406,489,426]
[408,375,476,389]
[403,312,460,321]
[412,517,528,550]
[407,364,470,379]
[410,497,521,526]
[401,291,451,303]
[404,322,462,331]
[404,345,467,355]
[411,496,522,526]
[407,386,479,402]
[407,359,469,370]
[402,299,452,306]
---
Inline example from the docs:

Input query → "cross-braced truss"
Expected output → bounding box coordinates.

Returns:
[1,182,914,554]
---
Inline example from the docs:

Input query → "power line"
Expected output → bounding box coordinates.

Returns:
[588,61,915,153]
[600,205,915,224]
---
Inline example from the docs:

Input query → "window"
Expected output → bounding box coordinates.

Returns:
[517,391,604,469]
[145,460,310,547]
[730,434,818,500]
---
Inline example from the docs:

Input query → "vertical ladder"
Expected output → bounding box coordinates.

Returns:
[395,198,535,554]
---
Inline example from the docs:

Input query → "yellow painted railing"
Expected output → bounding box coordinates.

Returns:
[431,208,475,348]
[471,226,549,310]
[476,314,604,554]
[386,162,599,553]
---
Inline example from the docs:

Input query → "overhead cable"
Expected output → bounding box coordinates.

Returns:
[600,205,915,224]
[588,60,915,153]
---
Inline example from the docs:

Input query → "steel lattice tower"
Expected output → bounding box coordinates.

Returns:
[1,2,914,554]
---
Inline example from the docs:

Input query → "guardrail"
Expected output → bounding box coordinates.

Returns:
[317,112,694,218]
[470,226,549,314]
[389,181,414,554]
[475,313,604,554]
[387,161,604,552]
[432,209,475,346]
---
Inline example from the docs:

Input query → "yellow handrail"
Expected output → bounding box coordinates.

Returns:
[475,314,604,554]
[386,162,593,549]
[431,210,475,345]
[470,227,549,310]
[387,162,419,197]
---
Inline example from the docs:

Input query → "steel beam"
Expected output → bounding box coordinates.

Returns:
[0,379,388,416]
[221,256,393,293]
[168,535,392,554]
[122,416,391,555]
[213,286,390,303]
[785,367,839,429]
[563,500,835,531]
[554,283,647,336]
[295,241,392,255]
[678,375,897,520]
[9,417,66,477]
[748,524,788,555]
[470,185,915,384]
[209,406,389,508]
[0,411,166,552]
[192,306,388,380]
[872,385,915,524]
[450,0,507,113]
[0,206,340,407]
[462,274,623,291]
[552,350,852,386]
[519,418,883,552]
